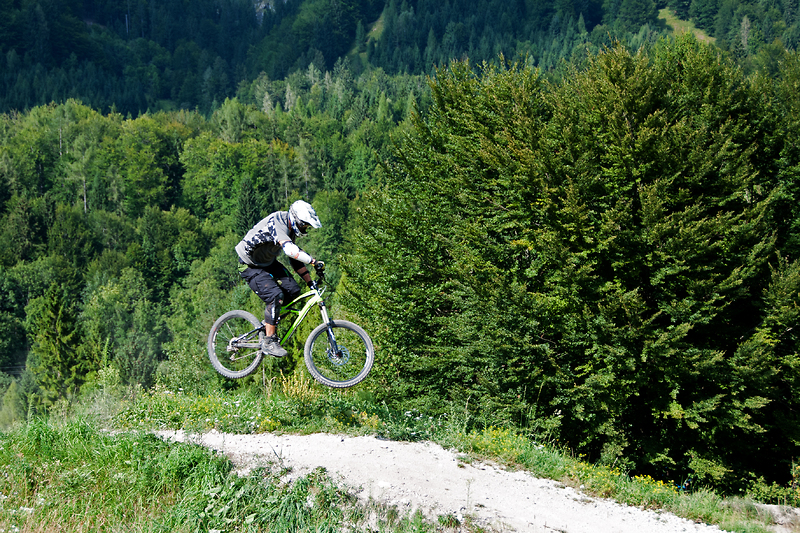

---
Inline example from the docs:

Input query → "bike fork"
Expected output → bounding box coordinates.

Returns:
[318,300,341,353]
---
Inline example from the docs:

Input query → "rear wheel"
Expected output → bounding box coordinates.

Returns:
[304,320,374,388]
[208,310,264,379]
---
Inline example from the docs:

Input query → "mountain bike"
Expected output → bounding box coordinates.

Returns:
[207,272,374,388]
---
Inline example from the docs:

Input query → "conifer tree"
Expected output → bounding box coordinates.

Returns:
[618,0,658,31]
[342,37,799,486]
[25,283,88,405]
[235,175,263,235]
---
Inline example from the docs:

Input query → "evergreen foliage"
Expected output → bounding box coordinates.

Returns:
[0,0,797,116]
[0,60,421,416]
[0,0,799,496]
[25,282,88,405]
[342,36,800,489]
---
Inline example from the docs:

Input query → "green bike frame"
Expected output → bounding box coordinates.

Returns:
[208,275,372,386]
[277,283,332,345]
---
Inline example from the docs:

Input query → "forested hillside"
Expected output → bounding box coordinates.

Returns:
[0,61,427,413]
[2,0,800,499]
[1,0,799,115]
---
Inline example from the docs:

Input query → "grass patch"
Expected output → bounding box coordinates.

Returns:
[4,380,797,532]
[115,384,796,532]
[367,14,384,44]
[658,8,715,44]
[115,381,447,442]
[0,416,463,532]
[440,426,793,533]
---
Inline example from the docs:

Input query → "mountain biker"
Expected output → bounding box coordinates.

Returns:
[236,200,324,357]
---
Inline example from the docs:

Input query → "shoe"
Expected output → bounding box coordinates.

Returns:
[261,335,288,357]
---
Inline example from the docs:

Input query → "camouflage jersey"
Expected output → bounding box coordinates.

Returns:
[235,211,314,267]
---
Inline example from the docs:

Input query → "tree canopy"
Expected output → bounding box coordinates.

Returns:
[342,36,800,490]
[1,0,798,115]
[0,1,798,495]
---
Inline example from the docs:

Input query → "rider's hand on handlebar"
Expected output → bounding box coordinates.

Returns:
[314,260,325,276]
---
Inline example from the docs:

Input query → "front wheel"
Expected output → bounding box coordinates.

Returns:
[208,310,264,379]
[304,320,374,388]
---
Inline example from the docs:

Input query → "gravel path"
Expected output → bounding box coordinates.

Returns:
[156,429,739,532]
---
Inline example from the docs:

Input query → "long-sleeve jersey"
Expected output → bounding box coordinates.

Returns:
[235,211,314,267]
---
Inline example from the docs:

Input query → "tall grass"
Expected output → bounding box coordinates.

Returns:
[3,380,798,532]
[0,416,442,532]
[113,381,447,441]
[118,383,799,533]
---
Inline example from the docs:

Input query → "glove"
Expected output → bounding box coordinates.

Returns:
[314,261,325,275]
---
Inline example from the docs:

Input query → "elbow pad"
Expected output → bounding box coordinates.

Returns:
[282,241,313,264]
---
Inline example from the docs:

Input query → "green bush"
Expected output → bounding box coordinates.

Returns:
[341,35,800,489]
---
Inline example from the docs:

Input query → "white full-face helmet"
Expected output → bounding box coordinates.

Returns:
[288,200,321,236]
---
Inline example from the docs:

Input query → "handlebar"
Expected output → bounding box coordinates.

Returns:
[309,269,325,292]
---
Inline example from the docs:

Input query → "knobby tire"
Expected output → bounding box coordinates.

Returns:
[304,320,374,388]
[208,310,264,379]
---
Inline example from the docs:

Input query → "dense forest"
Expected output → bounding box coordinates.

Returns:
[0,60,426,400]
[341,37,800,492]
[1,0,800,498]
[1,0,799,115]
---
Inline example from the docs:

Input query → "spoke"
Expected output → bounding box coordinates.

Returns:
[209,311,266,380]
[223,322,236,341]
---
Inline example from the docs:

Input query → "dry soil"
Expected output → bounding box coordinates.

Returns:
[156,429,748,532]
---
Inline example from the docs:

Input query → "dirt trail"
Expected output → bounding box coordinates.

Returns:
[156,429,749,532]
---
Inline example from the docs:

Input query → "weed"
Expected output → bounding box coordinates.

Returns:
[281,369,323,403]
[6,386,795,533]
[438,512,461,527]
[0,417,448,533]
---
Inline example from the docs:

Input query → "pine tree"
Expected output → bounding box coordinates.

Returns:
[668,0,692,19]
[235,175,263,235]
[341,38,797,486]
[618,0,658,31]
[689,0,718,31]
[25,283,88,405]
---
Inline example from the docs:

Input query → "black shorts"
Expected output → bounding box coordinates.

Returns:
[239,261,301,324]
